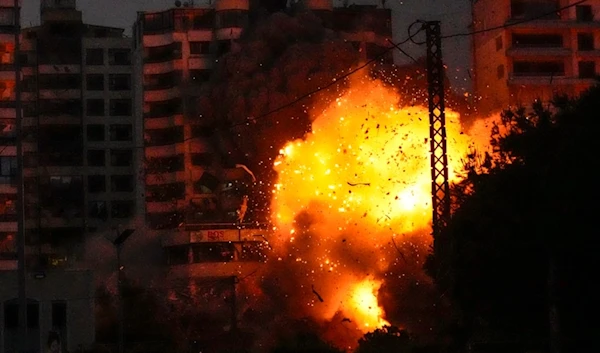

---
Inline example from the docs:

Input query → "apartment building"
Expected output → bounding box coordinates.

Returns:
[472,0,600,114]
[20,0,138,269]
[1,2,100,352]
[0,0,18,271]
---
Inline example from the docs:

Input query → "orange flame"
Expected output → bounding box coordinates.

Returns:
[267,76,490,337]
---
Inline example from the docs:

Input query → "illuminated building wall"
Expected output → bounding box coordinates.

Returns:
[472,0,600,115]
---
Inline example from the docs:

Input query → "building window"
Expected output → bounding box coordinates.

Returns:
[144,71,182,90]
[86,48,104,65]
[146,155,185,174]
[143,12,174,33]
[109,74,131,91]
[89,201,108,220]
[146,182,186,202]
[0,156,17,184]
[86,99,105,116]
[52,302,67,329]
[110,149,133,167]
[512,33,563,48]
[38,74,80,90]
[576,5,593,22]
[578,33,594,51]
[191,153,213,167]
[88,175,106,193]
[27,301,39,329]
[192,243,235,263]
[189,41,211,55]
[190,69,211,84]
[110,124,133,141]
[109,99,132,116]
[513,61,565,76]
[145,98,182,118]
[495,36,503,51]
[87,124,105,141]
[579,61,596,78]
[111,175,134,192]
[111,200,134,218]
[86,74,104,91]
[145,126,184,146]
[510,0,560,20]
[87,150,105,167]
[497,64,505,79]
[144,42,182,63]
[108,49,131,65]
[166,246,188,265]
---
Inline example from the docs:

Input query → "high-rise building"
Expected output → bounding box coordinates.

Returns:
[0,0,18,271]
[133,0,392,286]
[1,2,101,352]
[472,0,600,114]
[21,0,139,268]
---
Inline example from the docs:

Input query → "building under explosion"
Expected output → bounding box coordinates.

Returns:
[132,0,393,342]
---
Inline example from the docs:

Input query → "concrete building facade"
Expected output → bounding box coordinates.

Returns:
[472,0,600,114]
[20,0,138,269]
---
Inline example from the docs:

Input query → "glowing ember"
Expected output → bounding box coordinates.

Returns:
[265,76,487,341]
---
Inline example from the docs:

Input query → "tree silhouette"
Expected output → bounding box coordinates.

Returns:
[426,85,600,351]
[356,326,413,353]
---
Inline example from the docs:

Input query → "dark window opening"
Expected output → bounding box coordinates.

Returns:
[217,40,231,56]
[86,99,105,116]
[27,302,39,329]
[110,149,133,167]
[38,74,80,90]
[190,69,211,84]
[190,124,214,138]
[166,246,188,265]
[4,301,18,329]
[89,201,108,220]
[87,150,105,167]
[0,156,17,184]
[496,36,503,51]
[512,33,563,48]
[578,33,594,51]
[189,41,211,55]
[576,5,594,22]
[147,211,184,230]
[109,124,133,141]
[144,11,175,33]
[192,243,235,263]
[579,61,596,78]
[86,48,104,65]
[109,99,132,116]
[145,98,182,118]
[497,64,505,79]
[109,74,131,91]
[513,61,565,76]
[52,302,67,328]
[88,175,106,193]
[192,11,214,29]
[87,125,105,141]
[86,74,104,91]
[111,175,134,192]
[111,200,134,218]
[146,182,186,202]
[145,126,184,146]
[191,152,213,167]
[510,0,560,20]
[144,71,182,90]
[38,99,81,116]
[109,49,131,65]
[146,154,185,174]
[144,42,182,63]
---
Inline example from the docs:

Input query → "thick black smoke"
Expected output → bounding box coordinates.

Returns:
[196,10,359,220]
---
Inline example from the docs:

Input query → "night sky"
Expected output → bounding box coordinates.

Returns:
[22,0,472,91]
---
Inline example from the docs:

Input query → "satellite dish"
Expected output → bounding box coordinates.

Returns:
[175,0,182,7]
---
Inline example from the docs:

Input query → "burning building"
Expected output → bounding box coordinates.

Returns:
[472,0,600,115]
[132,0,394,341]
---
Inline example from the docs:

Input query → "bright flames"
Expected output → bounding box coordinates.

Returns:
[266,76,486,341]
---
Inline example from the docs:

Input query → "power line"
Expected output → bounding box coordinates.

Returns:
[441,0,587,40]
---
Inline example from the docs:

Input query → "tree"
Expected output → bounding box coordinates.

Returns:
[356,326,413,353]
[426,86,600,350]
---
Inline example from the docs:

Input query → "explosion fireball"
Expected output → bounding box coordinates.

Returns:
[262,76,486,347]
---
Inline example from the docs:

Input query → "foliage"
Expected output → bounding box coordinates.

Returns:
[270,331,343,353]
[356,326,414,353]
[426,86,600,348]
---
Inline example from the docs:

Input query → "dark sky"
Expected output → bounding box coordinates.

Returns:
[22,0,472,91]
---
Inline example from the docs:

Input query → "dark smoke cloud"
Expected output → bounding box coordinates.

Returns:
[197,10,359,218]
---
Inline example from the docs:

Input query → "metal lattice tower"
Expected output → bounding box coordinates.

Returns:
[425,21,451,239]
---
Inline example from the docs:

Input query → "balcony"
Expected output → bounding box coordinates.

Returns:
[508,73,595,86]
[506,47,571,57]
